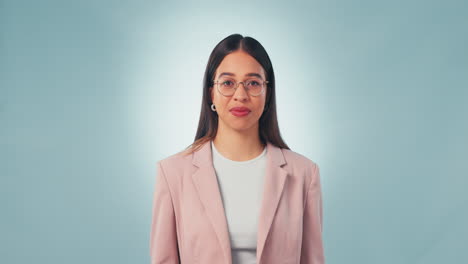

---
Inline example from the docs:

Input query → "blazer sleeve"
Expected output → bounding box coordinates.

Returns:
[149,161,180,264]
[300,163,325,264]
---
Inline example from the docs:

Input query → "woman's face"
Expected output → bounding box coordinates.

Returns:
[210,50,267,133]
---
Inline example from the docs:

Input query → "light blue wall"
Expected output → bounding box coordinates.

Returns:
[2,0,467,263]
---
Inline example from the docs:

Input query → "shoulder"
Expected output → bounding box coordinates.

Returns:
[155,147,197,189]
[280,147,320,184]
[157,148,192,172]
[281,147,319,170]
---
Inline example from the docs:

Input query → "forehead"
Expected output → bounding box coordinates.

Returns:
[215,51,265,78]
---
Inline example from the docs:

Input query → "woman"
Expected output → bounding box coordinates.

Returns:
[150,34,325,264]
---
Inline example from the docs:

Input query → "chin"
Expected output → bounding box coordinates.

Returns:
[230,122,258,132]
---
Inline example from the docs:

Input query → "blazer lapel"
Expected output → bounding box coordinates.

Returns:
[191,140,288,264]
[256,141,288,263]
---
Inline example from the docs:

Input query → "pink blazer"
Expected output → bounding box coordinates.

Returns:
[149,140,325,264]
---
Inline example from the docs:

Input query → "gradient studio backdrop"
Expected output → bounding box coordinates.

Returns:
[2,0,467,263]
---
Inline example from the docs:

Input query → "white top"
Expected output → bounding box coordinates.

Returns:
[211,140,267,264]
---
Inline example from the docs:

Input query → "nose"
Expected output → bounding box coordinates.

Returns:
[233,82,249,101]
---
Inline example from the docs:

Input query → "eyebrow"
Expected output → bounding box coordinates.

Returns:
[217,72,264,80]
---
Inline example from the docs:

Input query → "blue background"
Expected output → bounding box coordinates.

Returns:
[2,0,467,263]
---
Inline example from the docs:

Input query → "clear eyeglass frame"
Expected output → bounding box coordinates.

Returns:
[213,78,269,97]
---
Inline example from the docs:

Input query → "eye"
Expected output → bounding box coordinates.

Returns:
[248,80,261,86]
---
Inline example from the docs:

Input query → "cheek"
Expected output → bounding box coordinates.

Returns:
[215,98,230,112]
[256,99,267,110]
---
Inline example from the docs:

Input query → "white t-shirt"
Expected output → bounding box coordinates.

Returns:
[211,140,268,264]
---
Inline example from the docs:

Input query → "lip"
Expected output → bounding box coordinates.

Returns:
[231,110,250,117]
[229,106,251,117]
[230,106,251,112]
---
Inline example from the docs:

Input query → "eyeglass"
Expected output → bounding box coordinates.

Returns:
[213,77,268,97]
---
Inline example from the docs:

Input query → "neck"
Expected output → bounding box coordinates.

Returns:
[213,122,265,162]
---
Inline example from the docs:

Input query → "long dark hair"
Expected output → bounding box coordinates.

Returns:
[182,33,289,155]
